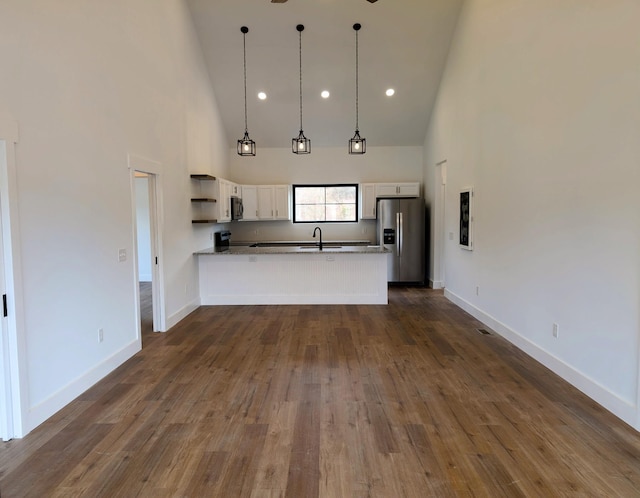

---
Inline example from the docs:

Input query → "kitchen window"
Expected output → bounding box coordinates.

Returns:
[293,184,358,223]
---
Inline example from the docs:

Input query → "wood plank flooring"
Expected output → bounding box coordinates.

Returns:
[1,286,640,497]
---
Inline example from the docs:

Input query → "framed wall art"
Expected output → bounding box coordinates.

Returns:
[459,187,473,250]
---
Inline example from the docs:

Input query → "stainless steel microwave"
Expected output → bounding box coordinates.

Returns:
[231,196,243,221]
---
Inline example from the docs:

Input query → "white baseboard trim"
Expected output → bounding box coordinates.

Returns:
[444,289,638,430]
[429,279,444,289]
[165,297,200,331]
[200,293,388,305]
[24,340,141,436]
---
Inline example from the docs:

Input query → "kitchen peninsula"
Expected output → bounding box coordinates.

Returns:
[196,244,388,305]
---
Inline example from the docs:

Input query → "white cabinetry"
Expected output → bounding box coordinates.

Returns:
[217,179,232,222]
[360,183,377,220]
[359,182,420,220]
[375,183,420,198]
[217,178,241,222]
[274,185,291,220]
[241,185,259,221]
[257,186,275,219]
[249,185,291,221]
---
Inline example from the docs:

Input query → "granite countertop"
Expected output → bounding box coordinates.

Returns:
[195,244,388,256]
[231,240,371,247]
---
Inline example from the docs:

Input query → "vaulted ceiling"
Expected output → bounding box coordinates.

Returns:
[186,0,463,149]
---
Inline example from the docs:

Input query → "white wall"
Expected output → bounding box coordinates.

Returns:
[424,0,640,428]
[0,0,228,434]
[227,146,423,242]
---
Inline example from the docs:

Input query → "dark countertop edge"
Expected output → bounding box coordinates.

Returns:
[229,240,372,247]
[195,245,388,256]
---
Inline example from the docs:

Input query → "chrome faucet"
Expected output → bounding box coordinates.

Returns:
[313,226,323,251]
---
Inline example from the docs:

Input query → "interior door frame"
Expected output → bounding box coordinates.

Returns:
[433,159,447,289]
[0,115,27,439]
[128,154,166,333]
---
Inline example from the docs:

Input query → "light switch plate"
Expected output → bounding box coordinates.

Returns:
[118,249,127,262]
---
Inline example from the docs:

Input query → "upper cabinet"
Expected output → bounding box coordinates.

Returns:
[217,178,241,222]
[375,183,420,198]
[359,182,421,220]
[273,185,291,220]
[360,183,377,220]
[248,185,291,221]
[241,185,259,221]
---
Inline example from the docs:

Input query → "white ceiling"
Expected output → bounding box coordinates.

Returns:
[185,0,463,149]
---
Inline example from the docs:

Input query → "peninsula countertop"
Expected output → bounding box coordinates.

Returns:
[195,244,389,256]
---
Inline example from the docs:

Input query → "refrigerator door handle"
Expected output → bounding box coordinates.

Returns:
[398,212,403,256]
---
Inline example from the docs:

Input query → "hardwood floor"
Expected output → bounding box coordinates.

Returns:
[1,287,639,497]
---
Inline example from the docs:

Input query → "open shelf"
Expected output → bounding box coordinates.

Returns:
[191,198,217,203]
[192,219,218,224]
[190,174,216,181]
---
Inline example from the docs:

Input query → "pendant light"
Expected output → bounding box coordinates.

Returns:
[349,23,366,154]
[237,26,256,156]
[292,24,311,154]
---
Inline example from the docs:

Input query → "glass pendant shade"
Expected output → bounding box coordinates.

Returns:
[238,131,256,156]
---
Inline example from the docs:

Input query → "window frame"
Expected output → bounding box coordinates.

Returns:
[292,183,359,224]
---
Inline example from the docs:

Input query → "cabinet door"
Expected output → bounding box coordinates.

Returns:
[374,184,399,197]
[397,183,420,197]
[257,186,275,219]
[360,183,376,219]
[231,183,242,198]
[375,183,420,198]
[217,180,231,222]
[241,186,259,221]
[274,185,291,220]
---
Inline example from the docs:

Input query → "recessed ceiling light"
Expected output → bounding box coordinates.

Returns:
[386,88,395,97]
[257,92,267,100]
[321,90,330,99]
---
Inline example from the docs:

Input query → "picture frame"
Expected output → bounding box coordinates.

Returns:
[459,187,473,250]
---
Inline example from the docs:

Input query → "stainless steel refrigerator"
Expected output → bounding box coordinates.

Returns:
[376,198,425,284]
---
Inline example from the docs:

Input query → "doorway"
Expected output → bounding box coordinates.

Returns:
[129,155,165,336]
[134,172,154,335]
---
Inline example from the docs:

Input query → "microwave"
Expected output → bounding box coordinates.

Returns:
[231,196,243,221]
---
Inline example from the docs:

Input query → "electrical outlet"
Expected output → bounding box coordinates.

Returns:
[552,323,559,338]
[118,249,126,262]
[98,328,104,343]
[449,232,454,240]
[476,286,479,296]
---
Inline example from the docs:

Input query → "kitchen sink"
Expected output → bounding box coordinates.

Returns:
[297,245,342,250]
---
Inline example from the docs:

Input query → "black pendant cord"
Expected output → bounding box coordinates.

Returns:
[298,28,303,133]
[243,30,249,134]
[355,26,359,133]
